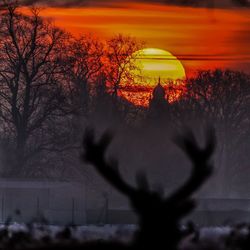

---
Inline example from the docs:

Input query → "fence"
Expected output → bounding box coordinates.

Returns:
[0,179,86,225]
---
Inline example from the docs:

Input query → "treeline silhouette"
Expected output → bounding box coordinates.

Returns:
[0,1,249,184]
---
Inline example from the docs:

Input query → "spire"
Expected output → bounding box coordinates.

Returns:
[148,77,169,120]
[152,78,165,100]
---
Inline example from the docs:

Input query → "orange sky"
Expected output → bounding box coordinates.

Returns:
[23,2,250,77]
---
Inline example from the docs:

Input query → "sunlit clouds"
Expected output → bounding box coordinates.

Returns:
[20,2,250,77]
[19,1,250,106]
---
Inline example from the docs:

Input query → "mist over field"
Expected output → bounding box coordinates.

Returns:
[0,1,250,249]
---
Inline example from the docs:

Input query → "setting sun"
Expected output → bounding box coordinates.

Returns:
[119,48,186,107]
[132,48,186,86]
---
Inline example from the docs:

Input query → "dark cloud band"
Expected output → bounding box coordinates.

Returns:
[3,0,250,8]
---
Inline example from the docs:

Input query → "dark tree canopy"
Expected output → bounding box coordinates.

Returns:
[0,5,69,176]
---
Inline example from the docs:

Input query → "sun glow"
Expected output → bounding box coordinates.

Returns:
[132,48,186,86]
[120,48,186,107]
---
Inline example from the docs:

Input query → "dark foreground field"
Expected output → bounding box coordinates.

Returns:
[0,223,250,250]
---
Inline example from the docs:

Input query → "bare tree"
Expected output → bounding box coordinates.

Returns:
[172,69,250,194]
[65,34,104,118]
[0,4,69,176]
[105,34,143,98]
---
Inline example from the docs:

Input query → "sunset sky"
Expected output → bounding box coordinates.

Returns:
[20,1,250,77]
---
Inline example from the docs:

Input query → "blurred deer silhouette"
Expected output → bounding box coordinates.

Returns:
[0,129,215,250]
[82,128,216,250]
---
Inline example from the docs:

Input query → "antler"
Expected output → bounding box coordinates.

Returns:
[82,127,215,204]
[168,128,216,204]
[82,128,136,197]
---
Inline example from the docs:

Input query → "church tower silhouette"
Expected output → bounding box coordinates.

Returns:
[148,78,171,121]
[149,78,167,108]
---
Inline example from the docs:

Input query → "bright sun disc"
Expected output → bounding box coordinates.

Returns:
[119,48,186,107]
[132,48,186,86]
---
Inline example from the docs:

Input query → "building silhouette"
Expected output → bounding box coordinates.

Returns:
[148,78,170,120]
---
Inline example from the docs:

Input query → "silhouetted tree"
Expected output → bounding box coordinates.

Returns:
[65,34,104,118]
[91,73,113,123]
[172,69,250,194]
[105,34,143,98]
[0,4,69,176]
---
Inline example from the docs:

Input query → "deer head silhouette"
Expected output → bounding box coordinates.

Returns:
[82,128,216,250]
